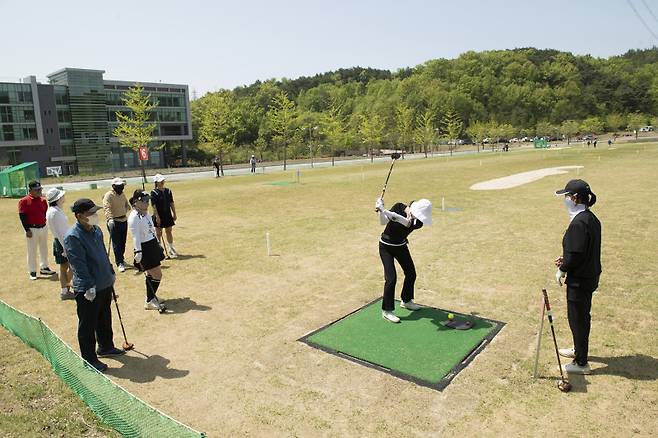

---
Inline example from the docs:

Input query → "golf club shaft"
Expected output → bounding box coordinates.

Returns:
[542,289,567,382]
[375,160,397,211]
[112,290,130,345]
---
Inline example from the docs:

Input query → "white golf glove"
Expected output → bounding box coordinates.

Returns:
[375,198,385,211]
[84,286,96,302]
[107,219,115,229]
[134,251,143,264]
[555,269,566,287]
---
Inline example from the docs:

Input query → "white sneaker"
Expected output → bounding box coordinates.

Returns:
[29,272,38,281]
[169,245,178,258]
[564,362,592,375]
[118,263,126,273]
[400,300,422,311]
[144,299,160,310]
[559,348,575,359]
[382,311,400,323]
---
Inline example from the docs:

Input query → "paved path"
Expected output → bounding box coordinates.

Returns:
[42,146,515,192]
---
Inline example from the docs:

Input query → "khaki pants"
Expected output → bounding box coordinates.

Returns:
[26,226,49,273]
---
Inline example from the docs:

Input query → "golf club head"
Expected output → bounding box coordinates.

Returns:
[123,342,134,351]
[557,380,572,392]
[391,152,401,160]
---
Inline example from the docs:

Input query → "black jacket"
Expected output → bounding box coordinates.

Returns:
[380,202,423,245]
[561,209,602,290]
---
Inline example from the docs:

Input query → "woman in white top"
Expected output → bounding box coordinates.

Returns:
[45,188,74,300]
[128,190,166,312]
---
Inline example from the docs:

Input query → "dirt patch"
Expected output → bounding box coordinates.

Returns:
[470,166,583,190]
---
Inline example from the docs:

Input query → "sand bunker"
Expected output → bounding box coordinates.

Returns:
[470,166,584,190]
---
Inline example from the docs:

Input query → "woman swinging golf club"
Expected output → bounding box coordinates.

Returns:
[376,197,432,323]
[128,190,166,313]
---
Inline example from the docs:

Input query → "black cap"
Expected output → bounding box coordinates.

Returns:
[71,198,102,214]
[129,190,150,205]
[555,179,592,197]
[28,180,42,189]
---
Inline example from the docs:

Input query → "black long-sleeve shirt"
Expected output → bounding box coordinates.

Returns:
[380,202,423,245]
[561,209,602,284]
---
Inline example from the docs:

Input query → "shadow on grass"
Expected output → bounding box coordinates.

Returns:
[589,354,658,380]
[398,307,494,331]
[160,296,212,314]
[105,354,189,383]
[173,254,207,261]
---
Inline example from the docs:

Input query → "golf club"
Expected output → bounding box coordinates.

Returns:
[374,152,401,212]
[111,289,134,351]
[542,288,572,393]
[161,237,170,259]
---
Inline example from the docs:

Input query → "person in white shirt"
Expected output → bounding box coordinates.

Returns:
[128,190,166,312]
[45,188,74,300]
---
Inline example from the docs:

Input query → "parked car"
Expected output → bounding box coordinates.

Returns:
[510,138,519,143]
[482,138,491,144]
[520,136,531,142]
[639,126,654,132]
[581,134,594,140]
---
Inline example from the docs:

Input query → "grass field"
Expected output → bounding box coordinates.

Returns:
[1,142,657,437]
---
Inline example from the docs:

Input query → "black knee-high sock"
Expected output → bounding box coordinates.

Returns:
[145,275,155,302]
[150,278,161,297]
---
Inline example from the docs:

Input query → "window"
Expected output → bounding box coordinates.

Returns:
[0,107,12,123]
[2,125,14,141]
[22,127,37,140]
[59,127,73,140]
[24,109,34,122]
[0,91,9,104]
[57,110,71,123]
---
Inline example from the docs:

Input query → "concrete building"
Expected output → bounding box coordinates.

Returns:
[0,68,192,175]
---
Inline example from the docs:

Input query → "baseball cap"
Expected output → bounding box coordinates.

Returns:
[130,190,150,204]
[153,173,166,183]
[28,180,42,190]
[71,198,101,214]
[46,187,66,203]
[111,177,126,185]
[555,179,592,197]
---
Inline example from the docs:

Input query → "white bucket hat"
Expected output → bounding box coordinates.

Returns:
[46,187,65,203]
[153,173,166,183]
[111,177,126,186]
[410,198,433,225]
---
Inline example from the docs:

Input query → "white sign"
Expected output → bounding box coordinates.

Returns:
[46,166,62,178]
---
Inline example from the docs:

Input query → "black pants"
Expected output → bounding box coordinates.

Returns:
[379,242,416,311]
[75,286,115,364]
[251,164,256,173]
[566,283,595,366]
[109,220,128,265]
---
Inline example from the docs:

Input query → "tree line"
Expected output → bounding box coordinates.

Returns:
[187,47,658,167]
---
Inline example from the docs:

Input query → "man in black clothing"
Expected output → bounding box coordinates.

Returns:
[554,179,602,375]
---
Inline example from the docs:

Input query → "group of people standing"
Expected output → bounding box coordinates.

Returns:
[17,174,179,371]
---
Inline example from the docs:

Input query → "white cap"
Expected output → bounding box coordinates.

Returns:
[153,173,166,183]
[46,187,65,203]
[111,177,126,186]
[410,199,433,225]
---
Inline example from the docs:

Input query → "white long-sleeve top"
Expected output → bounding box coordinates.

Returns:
[128,209,157,252]
[46,205,69,245]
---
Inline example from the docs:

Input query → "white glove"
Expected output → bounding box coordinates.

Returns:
[107,219,115,229]
[84,286,96,301]
[375,198,385,211]
[555,269,566,287]
[134,251,142,264]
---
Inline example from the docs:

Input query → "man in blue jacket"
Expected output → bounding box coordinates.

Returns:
[64,198,125,372]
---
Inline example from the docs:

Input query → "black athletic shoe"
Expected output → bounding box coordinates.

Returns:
[40,267,56,276]
[29,272,38,280]
[90,361,108,373]
[96,347,126,357]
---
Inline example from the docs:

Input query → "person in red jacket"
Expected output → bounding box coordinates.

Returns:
[18,181,56,280]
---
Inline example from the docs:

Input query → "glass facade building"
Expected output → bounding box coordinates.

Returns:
[0,68,192,175]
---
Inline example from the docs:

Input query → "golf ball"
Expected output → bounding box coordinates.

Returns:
[448,313,455,320]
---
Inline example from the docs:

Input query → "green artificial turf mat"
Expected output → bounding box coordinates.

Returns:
[300,299,504,390]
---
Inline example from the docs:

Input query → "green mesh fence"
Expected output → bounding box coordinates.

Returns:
[0,299,205,438]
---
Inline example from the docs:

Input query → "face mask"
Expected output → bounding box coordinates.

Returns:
[113,185,124,195]
[87,212,100,226]
[563,196,577,210]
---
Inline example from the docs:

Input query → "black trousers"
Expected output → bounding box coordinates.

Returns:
[251,164,256,173]
[379,242,416,311]
[75,286,115,364]
[566,283,595,366]
[109,220,128,265]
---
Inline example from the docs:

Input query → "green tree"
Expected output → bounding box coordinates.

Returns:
[267,91,297,170]
[580,116,604,135]
[394,103,415,153]
[465,120,489,152]
[198,91,236,176]
[560,120,580,144]
[113,83,158,189]
[359,114,385,161]
[321,100,348,165]
[605,113,627,131]
[442,108,463,156]
[413,109,436,158]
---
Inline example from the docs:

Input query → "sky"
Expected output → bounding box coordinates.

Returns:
[2,0,658,96]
